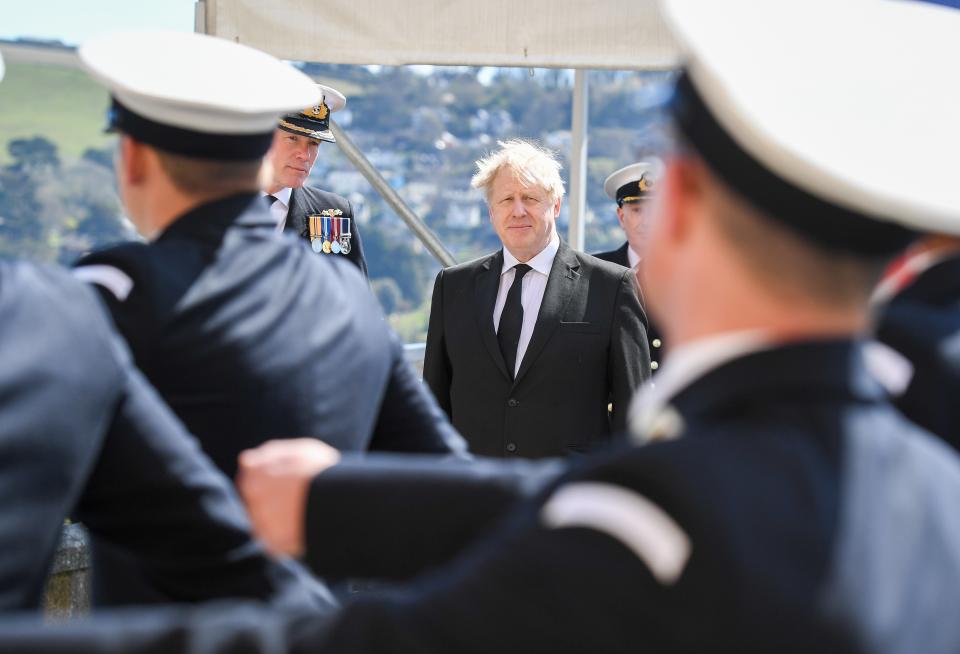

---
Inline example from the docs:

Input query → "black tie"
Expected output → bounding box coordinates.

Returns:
[265,195,279,206]
[497,263,532,379]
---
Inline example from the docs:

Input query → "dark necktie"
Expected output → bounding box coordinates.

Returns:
[497,263,532,379]
[265,194,279,206]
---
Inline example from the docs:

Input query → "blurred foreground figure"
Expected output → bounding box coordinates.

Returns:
[72,30,465,605]
[874,235,960,451]
[0,51,330,613]
[5,0,960,652]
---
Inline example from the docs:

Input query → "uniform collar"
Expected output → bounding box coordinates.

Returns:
[627,245,641,269]
[630,337,888,444]
[159,192,273,242]
[262,186,293,207]
[629,330,770,441]
[501,233,560,277]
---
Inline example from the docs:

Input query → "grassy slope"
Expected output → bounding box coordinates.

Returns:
[0,57,365,165]
[0,60,114,164]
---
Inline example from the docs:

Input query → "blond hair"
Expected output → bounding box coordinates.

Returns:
[471,139,565,203]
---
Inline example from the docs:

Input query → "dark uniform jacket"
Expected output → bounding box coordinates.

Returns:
[283,185,368,277]
[76,192,464,480]
[876,254,960,452]
[423,243,650,458]
[0,261,330,612]
[594,241,664,373]
[9,340,960,653]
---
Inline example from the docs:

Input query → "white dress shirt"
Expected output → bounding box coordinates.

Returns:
[261,187,293,232]
[492,234,561,377]
[627,245,640,269]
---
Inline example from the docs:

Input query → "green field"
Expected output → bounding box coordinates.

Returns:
[0,58,364,165]
[0,60,114,164]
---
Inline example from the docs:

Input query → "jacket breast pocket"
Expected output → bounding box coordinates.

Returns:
[559,321,600,334]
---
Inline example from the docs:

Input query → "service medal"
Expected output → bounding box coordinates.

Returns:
[331,241,341,254]
[322,240,332,254]
[340,237,352,254]
[311,239,323,253]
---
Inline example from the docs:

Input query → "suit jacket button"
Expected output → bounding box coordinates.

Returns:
[506,443,517,453]
[507,398,519,407]
[652,338,662,349]
[651,361,659,371]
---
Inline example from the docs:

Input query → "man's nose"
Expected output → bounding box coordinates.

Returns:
[511,199,527,217]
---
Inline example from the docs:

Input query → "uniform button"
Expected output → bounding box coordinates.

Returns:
[652,338,662,348]
[507,398,519,407]
[651,361,659,371]
[506,443,517,453]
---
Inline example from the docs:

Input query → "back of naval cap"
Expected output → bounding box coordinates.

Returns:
[79,31,322,160]
[661,0,960,253]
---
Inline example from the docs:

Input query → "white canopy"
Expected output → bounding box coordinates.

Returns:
[195,0,679,70]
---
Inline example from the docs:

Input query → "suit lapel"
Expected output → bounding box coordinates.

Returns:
[474,251,511,381]
[284,187,305,235]
[513,243,581,386]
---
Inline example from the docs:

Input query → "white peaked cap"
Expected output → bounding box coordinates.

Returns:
[661,0,960,242]
[79,31,321,136]
[604,161,662,202]
[319,84,346,112]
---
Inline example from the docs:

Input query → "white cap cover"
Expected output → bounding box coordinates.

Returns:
[79,31,322,158]
[662,0,960,246]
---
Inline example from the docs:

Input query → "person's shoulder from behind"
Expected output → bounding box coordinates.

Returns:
[0,259,128,387]
[73,240,156,305]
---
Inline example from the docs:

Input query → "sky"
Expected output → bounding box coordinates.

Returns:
[0,1,196,45]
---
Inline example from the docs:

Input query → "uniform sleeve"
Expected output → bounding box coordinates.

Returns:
[367,331,470,456]
[608,269,651,432]
[73,339,333,612]
[422,269,453,417]
[303,455,564,580]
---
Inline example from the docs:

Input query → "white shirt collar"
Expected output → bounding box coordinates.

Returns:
[628,329,772,443]
[262,186,293,207]
[502,233,560,276]
[627,245,640,269]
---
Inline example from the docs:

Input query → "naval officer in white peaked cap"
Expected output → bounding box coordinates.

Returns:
[0,42,338,613]
[71,30,466,607]
[4,1,960,651]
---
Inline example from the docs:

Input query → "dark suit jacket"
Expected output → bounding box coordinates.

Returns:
[77,193,464,481]
[876,254,960,452]
[424,242,650,458]
[593,241,664,373]
[0,261,328,612]
[9,342,960,653]
[283,185,368,277]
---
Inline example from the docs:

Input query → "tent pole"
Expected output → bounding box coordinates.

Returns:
[568,68,589,251]
[330,119,458,268]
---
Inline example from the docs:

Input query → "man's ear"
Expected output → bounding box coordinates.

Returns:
[118,135,147,187]
[552,195,562,218]
[660,156,705,245]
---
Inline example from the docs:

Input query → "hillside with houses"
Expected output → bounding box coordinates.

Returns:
[0,38,673,341]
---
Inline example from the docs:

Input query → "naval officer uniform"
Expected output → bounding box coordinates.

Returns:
[594,162,665,374]
[269,85,369,276]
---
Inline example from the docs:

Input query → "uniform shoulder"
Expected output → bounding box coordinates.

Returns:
[73,241,154,302]
[298,185,351,212]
